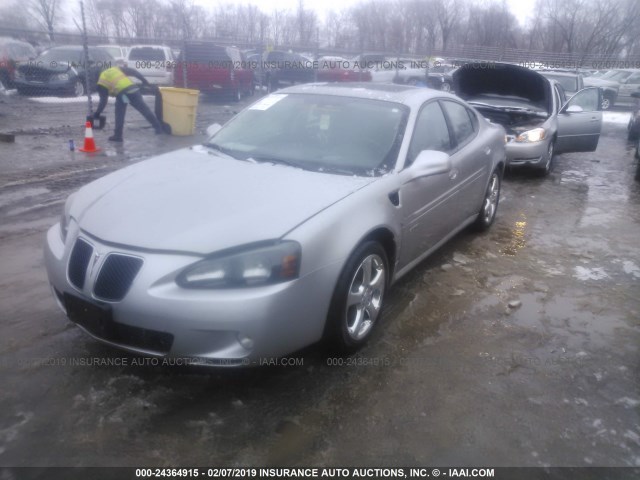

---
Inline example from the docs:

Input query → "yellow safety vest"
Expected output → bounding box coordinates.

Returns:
[97,67,134,96]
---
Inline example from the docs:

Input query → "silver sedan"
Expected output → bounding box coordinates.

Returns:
[44,83,506,365]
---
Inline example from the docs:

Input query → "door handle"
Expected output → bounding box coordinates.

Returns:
[589,117,599,122]
[484,147,491,155]
[449,168,458,180]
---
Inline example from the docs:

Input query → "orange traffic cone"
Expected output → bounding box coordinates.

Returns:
[79,121,100,153]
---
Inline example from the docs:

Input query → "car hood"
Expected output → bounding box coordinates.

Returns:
[70,146,377,255]
[453,63,552,113]
[18,63,73,75]
[583,77,618,88]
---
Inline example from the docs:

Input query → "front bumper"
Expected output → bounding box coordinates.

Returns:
[504,139,548,167]
[44,224,340,364]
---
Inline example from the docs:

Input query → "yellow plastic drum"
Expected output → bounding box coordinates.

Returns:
[159,87,200,136]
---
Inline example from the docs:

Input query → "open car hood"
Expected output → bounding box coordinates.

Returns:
[453,63,552,114]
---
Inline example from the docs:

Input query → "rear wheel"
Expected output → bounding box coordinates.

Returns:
[440,81,452,92]
[472,169,501,231]
[326,241,388,352]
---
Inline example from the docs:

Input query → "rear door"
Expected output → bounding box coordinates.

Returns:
[555,87,603,153]
[440,99,489,218]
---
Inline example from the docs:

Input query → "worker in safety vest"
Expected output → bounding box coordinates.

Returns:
[93,66,165,142]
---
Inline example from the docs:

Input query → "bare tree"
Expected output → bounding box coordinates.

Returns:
[28,0,61,41]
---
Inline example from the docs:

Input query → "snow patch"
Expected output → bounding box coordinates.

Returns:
[622,260,640,278]
[603,111,631,125]
[616,397,640,408]
[573,266,609,281]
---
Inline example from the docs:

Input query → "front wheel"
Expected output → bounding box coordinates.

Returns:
[472,169,501,231]
[601,95,612,111]
[537,140,555,177]
[326,241,388,352]
[440,82,452,92]
[71,79,85,97]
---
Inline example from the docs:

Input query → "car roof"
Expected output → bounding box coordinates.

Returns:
[540,71,580,77]
[128,44,171,49]
[278,82,457,107]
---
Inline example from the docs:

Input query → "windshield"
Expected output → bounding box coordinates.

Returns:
[206,93,409,176]
[542,74,578,92]
[100,46,122,58]
[129,47,166,61]
[38,48,83,65]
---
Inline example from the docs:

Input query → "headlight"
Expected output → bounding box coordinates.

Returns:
[177,241,301,289]
[53,73,70,81]
[515,127,546,143]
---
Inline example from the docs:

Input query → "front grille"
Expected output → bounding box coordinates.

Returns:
[68,238,93,290]
[94,254,143,301]
[65,293,173,354]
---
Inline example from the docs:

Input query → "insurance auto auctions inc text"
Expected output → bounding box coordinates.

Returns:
[256,468,495,478]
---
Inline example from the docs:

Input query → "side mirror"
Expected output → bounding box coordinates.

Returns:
[565,105,583,113]
[206,123,222,137]
[409,150,451,178]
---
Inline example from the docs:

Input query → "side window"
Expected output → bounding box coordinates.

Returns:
[567,87,600,112]
[441,100,475,147]
[407,101,451,165]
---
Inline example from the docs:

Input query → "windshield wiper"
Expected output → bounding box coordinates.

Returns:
[204,142,238,160]
[247,155,308,170]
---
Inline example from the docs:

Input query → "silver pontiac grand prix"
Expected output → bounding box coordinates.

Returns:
[45,83,506,365]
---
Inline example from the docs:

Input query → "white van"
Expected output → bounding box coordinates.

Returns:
[126,45,174,85]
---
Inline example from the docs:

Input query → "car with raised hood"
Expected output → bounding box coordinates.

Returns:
[454,63,603,176]
[44,83,506,365]
[14,46,113,97]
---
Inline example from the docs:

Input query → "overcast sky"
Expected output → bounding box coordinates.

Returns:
[194,0,537,27]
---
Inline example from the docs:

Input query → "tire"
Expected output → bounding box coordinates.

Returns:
[601,95,612,111]
[407,77,420,86]
[628,120,639,141]
[536,140,555,177]
[440,82,452,92]
[325,241,388,352]
[0,73,8,91]
[472,168,502,232]
[71,79,85,97]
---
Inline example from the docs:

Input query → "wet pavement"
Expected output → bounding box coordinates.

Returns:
[0,92,639,471]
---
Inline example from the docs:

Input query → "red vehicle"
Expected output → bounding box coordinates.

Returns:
[0,37,36,90]
[174,42,253,101]
[315,56,372,83]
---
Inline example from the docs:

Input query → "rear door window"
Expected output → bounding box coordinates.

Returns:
[129,48,166,61]
[440,100,476,148]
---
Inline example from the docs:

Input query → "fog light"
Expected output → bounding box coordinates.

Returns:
[237,334,254,350]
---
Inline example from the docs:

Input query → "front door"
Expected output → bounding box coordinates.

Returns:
[556,87,603,153]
